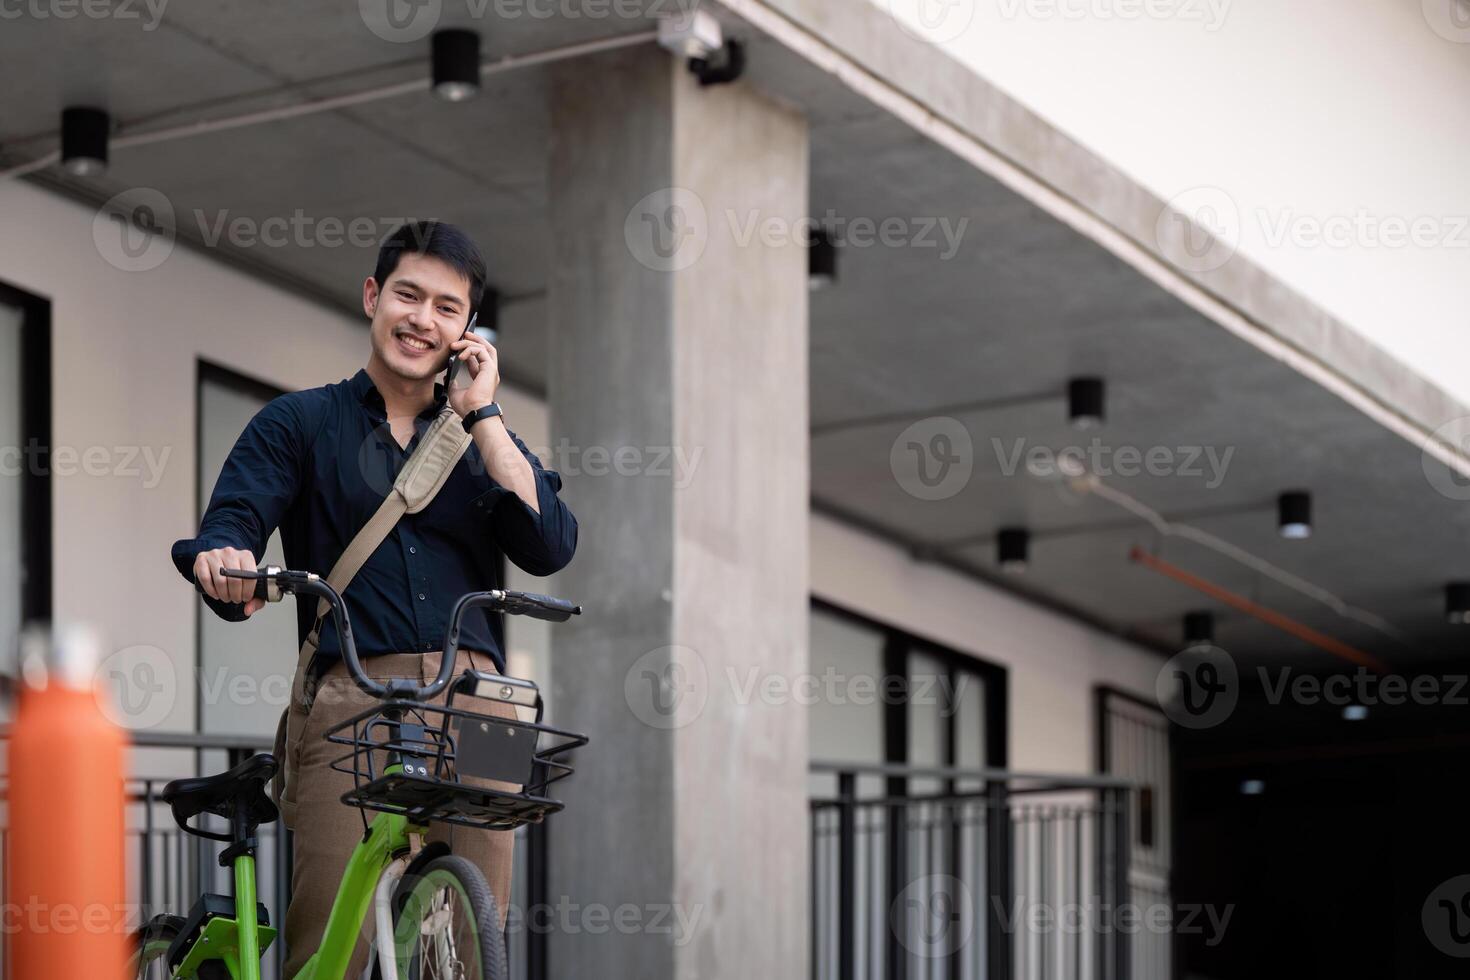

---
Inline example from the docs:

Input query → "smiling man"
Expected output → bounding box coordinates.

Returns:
[170,221,577,977]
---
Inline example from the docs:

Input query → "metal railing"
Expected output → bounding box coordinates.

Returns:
[811,762,1133,980]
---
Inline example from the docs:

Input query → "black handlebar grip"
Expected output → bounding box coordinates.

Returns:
[508,591,583,622]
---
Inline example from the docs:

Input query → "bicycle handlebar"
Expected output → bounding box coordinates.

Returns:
[218,568,581,702]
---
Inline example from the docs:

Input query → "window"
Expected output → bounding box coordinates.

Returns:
[808,600,1007,791]
[0,283,50,689]
[196,362,295,736]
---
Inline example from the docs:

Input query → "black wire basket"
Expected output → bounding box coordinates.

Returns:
[323,681,587,832]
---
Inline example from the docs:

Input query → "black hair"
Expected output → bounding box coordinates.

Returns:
[373,220,487,320]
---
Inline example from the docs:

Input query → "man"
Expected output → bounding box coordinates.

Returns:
[171,221,576,977]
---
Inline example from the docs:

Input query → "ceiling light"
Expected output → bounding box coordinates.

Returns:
[1240,779,1265,796]
[997,528,1029,574]
[1183,611,1214,648]
[1447,582,1470,625]
[1342,704,1368,721]
[1277,491,1312,540]
[809,230,837,290]
[61,107,109,177]
[432,29,481,102]
[1067,377,1105,429]
[657,8,723,59]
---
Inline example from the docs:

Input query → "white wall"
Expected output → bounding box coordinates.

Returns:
[2,181,1155,773]
[880,0,1470,406]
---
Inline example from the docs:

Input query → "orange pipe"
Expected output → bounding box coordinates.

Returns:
[8,629,129,979]
[1129,547,1389,673]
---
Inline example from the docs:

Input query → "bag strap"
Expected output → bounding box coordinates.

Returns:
[290,405,473,706]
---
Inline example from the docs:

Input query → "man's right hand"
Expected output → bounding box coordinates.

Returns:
[192,546,265,616]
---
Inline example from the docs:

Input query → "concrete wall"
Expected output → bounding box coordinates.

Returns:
[875,0,1470,406]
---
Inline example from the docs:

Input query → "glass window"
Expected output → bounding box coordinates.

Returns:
[0,301,23,675]
[197,366,294,737]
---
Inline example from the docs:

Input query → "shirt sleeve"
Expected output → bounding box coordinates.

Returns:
[469,428,578,577]
[170,393,311,621]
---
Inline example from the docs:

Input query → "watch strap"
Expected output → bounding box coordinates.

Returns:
[462,402,504,433]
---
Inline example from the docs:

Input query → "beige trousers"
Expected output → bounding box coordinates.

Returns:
[279,649,516,979]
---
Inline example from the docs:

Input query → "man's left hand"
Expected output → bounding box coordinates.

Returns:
[447,330,501,419]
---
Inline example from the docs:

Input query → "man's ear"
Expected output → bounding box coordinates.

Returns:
[362,276,380,318]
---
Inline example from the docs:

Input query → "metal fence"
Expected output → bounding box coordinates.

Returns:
[811,762,1133,980]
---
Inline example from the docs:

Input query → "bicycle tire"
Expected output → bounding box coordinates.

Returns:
[374,854,507,980]
[128,915,230,980]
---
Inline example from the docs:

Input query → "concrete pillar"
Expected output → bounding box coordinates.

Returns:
[546,46,810,979]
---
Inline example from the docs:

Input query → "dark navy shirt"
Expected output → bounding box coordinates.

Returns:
[171,369,577,674]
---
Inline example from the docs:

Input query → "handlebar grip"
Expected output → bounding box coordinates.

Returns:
[504,591,583,622]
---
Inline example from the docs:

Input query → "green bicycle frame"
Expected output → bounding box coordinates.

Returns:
[289,807,420,980]
[174,778,421,980]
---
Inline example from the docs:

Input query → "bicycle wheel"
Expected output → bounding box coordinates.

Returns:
[130,915,183,979]
[383,855,507,980]
[128,914,230,980]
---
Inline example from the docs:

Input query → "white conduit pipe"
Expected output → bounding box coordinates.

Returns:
[0,30,657,181]
[1077,474,1408,644]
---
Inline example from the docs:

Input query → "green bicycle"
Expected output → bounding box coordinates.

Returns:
[130,566,587,980]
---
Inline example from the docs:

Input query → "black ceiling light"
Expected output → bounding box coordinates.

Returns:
[1183,611,1215,647]
[1067,377,1105,429]
[997,528,1029,573]
[809,229,837,290]
[61,107,109,177]
[432,29,481,102]
[1278,491,1312,540]
[1447,582,1470,625]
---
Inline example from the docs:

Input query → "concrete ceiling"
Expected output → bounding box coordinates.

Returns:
[3,2,1465,672]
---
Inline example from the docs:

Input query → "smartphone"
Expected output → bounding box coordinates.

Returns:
[445,313,477,391]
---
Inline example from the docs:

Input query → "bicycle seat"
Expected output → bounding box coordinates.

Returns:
[162,753,279,835]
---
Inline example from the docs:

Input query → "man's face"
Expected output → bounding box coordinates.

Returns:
[364,251,473,382]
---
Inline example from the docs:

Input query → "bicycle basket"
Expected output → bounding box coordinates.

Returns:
[323,679,587,832]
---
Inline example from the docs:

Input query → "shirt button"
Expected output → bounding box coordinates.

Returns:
[418,592,426,601]
[408,546,417,555]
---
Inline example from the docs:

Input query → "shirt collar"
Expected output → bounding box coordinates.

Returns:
[350,368,447,420]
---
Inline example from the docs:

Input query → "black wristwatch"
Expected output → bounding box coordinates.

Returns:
[461,402,504,433]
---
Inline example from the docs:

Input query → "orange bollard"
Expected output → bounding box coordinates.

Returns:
[8,626,129,979]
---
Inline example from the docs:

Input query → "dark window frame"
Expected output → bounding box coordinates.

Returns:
[0,280,52,628]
